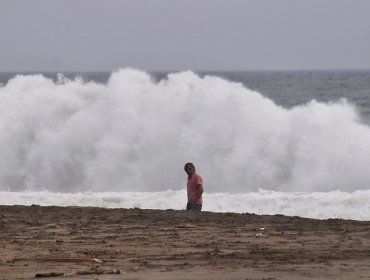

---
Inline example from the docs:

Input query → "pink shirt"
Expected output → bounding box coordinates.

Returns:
[187,172,203,204]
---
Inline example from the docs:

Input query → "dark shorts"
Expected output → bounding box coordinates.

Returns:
[186,203,202,211]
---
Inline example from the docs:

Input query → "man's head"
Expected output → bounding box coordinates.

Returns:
[184,162,195,176]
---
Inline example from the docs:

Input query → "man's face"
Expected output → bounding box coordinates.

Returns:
[185,165,195,176]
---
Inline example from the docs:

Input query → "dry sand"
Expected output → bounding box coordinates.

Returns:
[0,205,370,279]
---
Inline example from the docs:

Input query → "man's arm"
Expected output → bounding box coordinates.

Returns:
[191,184,204,203]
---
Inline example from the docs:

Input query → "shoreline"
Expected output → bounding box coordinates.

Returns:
[2,189,370,221]
[1,205,370,279]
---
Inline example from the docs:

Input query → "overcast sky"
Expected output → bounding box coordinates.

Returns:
[1,0,370,72]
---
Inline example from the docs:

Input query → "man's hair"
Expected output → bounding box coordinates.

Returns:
[184,162,195,171]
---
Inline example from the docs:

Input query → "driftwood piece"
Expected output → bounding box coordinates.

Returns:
[35,268,120,277]
[34,272,64,277]
[38,257,103,263]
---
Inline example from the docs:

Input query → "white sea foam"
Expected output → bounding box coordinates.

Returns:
[0,69,370,194]
[1,190,369,221]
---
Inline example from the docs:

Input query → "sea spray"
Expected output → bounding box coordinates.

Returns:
[0,69,370,193]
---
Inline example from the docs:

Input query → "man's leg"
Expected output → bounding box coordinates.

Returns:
[186,203,202,211]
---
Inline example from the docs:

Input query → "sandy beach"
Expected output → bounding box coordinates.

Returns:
[1,205,369,279]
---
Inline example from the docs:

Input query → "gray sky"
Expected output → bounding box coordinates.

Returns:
[1,0,370,72]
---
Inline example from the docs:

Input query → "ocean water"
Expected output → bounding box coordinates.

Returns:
[1,69,370,220]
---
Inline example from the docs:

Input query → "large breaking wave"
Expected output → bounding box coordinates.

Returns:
[1,69,370,193]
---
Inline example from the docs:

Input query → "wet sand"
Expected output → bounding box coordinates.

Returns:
[1,205,370,279]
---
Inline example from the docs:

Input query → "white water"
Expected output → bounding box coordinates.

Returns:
[1,69,370,219]
[1,190,369,221]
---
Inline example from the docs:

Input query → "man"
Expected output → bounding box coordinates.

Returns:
[184,163,204,211]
